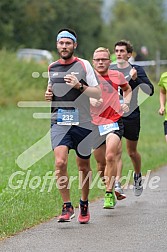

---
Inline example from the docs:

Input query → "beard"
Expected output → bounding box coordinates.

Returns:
[59,50,74,60]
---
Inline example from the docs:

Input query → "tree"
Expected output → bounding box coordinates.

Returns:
[0,0,21,49]
[0,0,104,59]
[103,0,167,59]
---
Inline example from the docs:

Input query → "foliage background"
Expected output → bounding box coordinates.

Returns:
[1,0,167,59]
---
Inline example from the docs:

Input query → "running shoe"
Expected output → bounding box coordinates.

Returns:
[115,181,126,200]
[103,192,116,209]
[57,204,75,222]
[133,173,143,196]
[78,204,90,224]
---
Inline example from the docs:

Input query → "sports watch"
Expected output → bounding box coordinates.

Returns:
[79,83,84,92]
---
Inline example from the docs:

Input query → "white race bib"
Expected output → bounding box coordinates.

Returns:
[57,109,79,125]
[98,122,119,136]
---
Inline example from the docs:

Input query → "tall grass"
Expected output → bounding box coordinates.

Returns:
[0,49,47,106]
[0,50,167,239]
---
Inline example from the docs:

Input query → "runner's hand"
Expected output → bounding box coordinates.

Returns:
[130,67,137,80]
[64,74,79,87]
[90,98,103,107]
[45,85,53,101]
[158,106,165,115]
[121,103,129,113]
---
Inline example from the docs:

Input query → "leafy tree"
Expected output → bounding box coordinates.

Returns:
[1,0,167,60]
[0,0,104,59]
[104,0,167,59]
[0,0,20,49]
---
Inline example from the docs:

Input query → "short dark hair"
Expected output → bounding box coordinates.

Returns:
[57,28,77,40]
[114,40,133,53]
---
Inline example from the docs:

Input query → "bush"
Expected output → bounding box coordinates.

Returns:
[0,49,49,106]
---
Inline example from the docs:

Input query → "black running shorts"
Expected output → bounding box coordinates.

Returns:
[164,120,167,135]
[122,116,140,141]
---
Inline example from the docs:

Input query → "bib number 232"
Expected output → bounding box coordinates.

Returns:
[57,109,79,125]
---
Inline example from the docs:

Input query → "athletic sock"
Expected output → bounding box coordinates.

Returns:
[64,202,72,208]
[80,199,88,206]
[134,172,142,180]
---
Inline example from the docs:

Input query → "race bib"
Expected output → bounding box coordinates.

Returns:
[57,109,79,125]
[98,122,119,136]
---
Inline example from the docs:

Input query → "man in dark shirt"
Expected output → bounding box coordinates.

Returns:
[109,40,154,198]
[45,28,101,223]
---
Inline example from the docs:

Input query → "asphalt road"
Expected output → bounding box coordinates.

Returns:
[0,166,167,252]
